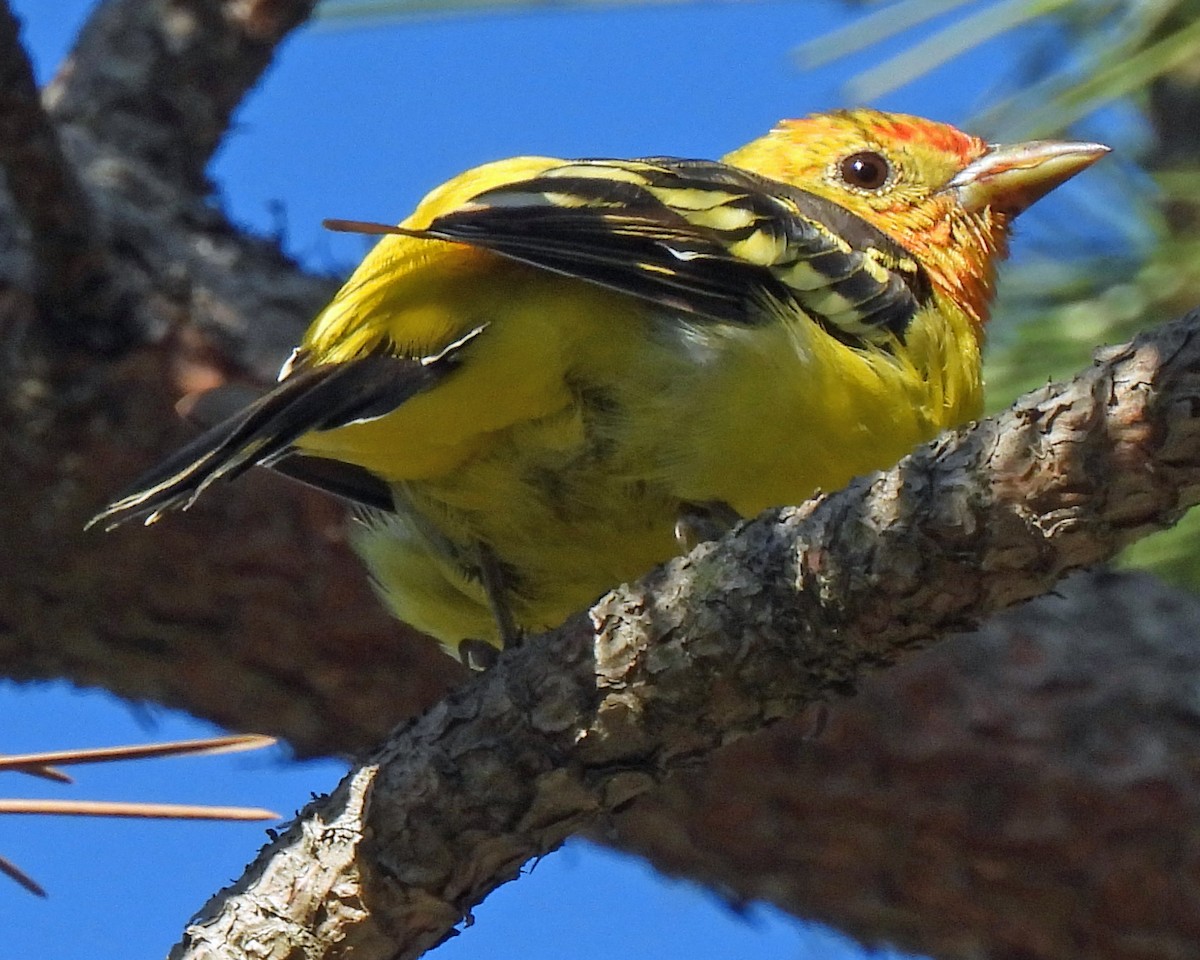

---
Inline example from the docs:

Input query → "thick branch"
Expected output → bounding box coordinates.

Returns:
[0,2,120,341]
[0,0,318,348]
[170,309,1200,959]
[609,566,1200,960]
[45,0,319,192]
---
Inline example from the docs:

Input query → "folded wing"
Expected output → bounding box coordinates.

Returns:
[396,157,932,346]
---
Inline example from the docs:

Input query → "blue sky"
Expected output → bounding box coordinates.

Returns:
[4,2,1064,957]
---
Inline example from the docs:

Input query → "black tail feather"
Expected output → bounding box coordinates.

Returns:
[89,326,485,529]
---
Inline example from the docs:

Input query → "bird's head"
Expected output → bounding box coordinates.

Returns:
[723,108,1109,330]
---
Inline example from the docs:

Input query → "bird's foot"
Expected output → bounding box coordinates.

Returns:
[674,500,742,552]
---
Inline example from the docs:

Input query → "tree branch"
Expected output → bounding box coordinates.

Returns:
[0,0,320,349]
[0,2,121,344]
[169,308,1200,960]
[610,566,1200,959]
[45,0,319,193]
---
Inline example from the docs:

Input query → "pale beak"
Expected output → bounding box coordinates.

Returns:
[946,139,1111,217]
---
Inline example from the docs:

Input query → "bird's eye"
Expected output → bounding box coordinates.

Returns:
[839,151,891,190]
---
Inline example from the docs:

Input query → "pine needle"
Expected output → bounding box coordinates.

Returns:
[1,732,280,896]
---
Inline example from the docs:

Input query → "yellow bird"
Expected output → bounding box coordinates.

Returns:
[93,110,1107,666]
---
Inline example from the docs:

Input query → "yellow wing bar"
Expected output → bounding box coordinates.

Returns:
[378,157,931,346]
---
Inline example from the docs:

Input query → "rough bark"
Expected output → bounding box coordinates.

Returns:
[0,3,112,329]
[614,568,1200,960]
[5,2,1200,959]
[46,0,320,193]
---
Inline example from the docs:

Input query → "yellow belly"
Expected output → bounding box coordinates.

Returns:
[317,258,983,653]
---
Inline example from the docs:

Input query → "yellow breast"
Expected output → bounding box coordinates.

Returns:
[299,236,981,651]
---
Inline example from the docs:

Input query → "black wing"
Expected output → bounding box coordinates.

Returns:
[90,327,485,528]
[406,158,931,346]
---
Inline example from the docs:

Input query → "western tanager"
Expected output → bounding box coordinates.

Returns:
[93,110,1107,665]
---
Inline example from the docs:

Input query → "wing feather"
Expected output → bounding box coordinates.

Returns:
[90,327,485,528]
[400,158,931,344]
